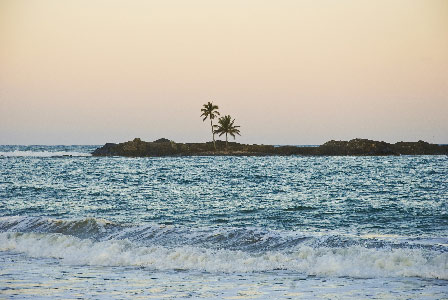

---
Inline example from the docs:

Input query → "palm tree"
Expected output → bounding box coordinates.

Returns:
[200,102,220,150]
[213,115,241,149]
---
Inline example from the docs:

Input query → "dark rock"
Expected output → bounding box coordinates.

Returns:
[392,140,446,155]
[91,143,118,156]
[91,138,448,157]
[153,138,171,143]
[317,139,397,156]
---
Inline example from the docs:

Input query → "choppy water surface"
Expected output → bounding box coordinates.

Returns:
[0,145,447,299]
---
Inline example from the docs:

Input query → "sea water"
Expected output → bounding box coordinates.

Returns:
[0,145,447,299]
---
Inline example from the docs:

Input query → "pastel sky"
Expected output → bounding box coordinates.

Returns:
[1,0,447,145]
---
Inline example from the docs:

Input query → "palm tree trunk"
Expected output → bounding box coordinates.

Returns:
[225,133,228,149]
[210,119,216,150]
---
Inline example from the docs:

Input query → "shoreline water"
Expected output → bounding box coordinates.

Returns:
[1,145,447,299]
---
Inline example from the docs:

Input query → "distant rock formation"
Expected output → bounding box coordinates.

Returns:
[91,138,448,157]
[318,139,396,156]
[153,138,171,143]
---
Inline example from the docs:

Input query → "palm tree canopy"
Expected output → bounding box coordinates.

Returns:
[214,115,241,139]
[200,102,220,121]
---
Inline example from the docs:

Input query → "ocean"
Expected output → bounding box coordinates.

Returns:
[0,145,447,299]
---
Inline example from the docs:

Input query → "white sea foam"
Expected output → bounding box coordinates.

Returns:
[0,151,91,157]
[1,232,446,280]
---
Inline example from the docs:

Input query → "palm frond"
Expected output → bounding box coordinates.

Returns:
[213,115,241,139]
[200,101,220,122]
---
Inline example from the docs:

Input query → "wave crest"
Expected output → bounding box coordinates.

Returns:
[1,232,446,279]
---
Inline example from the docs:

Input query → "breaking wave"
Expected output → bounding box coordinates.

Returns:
[0,216,447,279]
[1,232,446,279]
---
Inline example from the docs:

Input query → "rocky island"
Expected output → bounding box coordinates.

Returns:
[92,138,448,157]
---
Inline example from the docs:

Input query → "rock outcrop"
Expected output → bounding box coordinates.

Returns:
[91,138,448,157]
[317,139,396,156]
[153,138,171,143]
[392,140,445,155]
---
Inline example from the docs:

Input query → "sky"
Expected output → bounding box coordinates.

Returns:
[0,0,447,145]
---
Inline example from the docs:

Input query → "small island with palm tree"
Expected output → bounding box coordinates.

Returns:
[200,102,241,150]
[91,101,448,157]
